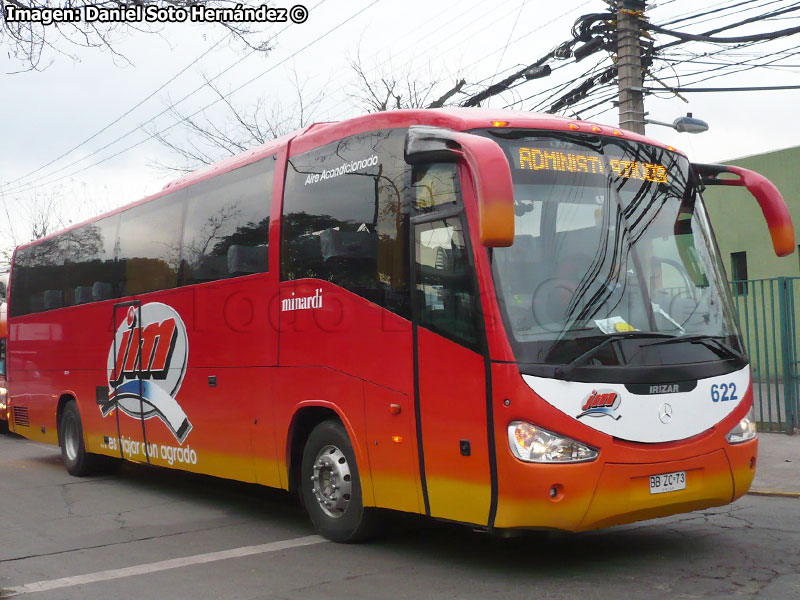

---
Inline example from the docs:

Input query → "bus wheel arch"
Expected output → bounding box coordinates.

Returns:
[56,394,75,441]
[286,406,341,495]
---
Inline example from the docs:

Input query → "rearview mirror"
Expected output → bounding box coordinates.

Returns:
[405,126,515,247]
[693,163,795,257]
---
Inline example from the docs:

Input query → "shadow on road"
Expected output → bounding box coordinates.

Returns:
[83,458,713,576]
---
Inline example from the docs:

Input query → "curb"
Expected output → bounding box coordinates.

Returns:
[747,489,800,498]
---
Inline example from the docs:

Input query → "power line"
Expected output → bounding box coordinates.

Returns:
[5,0,383,197]
[646,83,800,91]
[3,0,335,196]
[2,33,231,189]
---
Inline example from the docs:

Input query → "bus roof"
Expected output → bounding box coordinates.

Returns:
[14,108,683,253]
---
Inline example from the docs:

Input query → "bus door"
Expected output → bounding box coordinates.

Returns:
[410,170,493,525]
[105,300,150,463]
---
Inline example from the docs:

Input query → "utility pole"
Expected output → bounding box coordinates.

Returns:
[615,0,646,134]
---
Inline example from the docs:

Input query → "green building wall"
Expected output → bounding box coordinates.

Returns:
[702,146,800,397]
[702,145,800,279]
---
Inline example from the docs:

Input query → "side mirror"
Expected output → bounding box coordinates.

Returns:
[405,126,515,247]
[693,163,796,257]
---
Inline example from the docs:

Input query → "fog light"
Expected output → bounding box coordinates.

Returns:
[508,421,598,463]
[726,409,757,444]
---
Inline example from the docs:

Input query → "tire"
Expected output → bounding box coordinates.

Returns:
[300,420,380,543]
[59,400,100,476]
[0,419,8,435]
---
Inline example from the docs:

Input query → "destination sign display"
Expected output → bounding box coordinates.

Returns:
[516,147,668,183]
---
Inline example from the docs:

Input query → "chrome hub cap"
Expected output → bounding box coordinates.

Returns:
[310,445,352,518]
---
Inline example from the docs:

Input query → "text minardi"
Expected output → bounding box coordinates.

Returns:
[281,289,323,312]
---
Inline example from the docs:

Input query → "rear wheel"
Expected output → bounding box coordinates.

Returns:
[300,420,379,542]
[59,400,104,476]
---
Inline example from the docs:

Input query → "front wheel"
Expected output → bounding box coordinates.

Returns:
[300,420,379,542]
[59,400,101,476]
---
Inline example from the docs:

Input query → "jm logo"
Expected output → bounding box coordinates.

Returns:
[577,389,622,420]
[103,303,192,443]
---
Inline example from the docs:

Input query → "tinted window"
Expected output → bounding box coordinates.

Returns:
[281,129,410,318]
[412,164,460,212]
[414,217,480,349]
[117,191,185,296]
[182,158,273,285]
[10,158,274,316]
[10,215,119,316]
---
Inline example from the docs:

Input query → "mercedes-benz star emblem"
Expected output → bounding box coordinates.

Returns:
[658,402,673,424]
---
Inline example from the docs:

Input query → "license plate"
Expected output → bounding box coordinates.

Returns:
[649,471,686,494]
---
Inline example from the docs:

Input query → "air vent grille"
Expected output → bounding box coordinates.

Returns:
[13,406,30,427]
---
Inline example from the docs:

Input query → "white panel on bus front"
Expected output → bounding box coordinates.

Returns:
[522,365,750,443]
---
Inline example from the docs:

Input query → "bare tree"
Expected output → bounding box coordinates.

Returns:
[1,1,273,72]
[0,187,72,270]
[149,66,326,173]
[347,49,466,112]
[151,54,468,174]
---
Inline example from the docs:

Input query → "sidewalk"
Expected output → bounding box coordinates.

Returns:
[749,432,800,497]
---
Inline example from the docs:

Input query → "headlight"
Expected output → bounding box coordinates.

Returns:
[726,409,757,444]
[508,421,598,463]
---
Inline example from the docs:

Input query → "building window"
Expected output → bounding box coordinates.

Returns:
[731,251,748,296]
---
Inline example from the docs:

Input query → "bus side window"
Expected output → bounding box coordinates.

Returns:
[181,158,273,285]
[117,191,185,296]
[414,218,479,349]
[412,164,460,212]
[281,129,411,319]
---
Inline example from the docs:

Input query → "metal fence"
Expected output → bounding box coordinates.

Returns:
[730,277,799,434]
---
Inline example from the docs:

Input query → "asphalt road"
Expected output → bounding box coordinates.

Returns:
[1,432,798,600]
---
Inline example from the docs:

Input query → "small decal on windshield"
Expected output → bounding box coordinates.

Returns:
[594,316,637,334]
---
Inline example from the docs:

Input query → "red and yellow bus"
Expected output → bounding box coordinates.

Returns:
[6,109,795,541]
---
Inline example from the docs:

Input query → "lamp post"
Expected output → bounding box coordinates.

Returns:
[645,113,709,134]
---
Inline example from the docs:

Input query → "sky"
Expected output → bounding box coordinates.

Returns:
[1,0,799,261]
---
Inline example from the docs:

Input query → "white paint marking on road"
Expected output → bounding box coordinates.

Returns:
[5,535,327,596]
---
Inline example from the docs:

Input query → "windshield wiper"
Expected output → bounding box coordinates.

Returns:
[640,334,746,362]
[553,331,674,379]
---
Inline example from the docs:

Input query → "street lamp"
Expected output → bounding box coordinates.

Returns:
[645,112,709,134]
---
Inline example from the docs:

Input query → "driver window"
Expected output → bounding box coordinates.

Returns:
[414,218,479,349]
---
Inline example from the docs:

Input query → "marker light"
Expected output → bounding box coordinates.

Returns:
[508,421,598,463]
[726,409,757,444]
[612,129,624,136]
[491,121,509,127]
[591,126,602,133]
[568,123,580,130]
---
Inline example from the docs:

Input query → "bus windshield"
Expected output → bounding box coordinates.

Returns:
[480,130,744,376]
